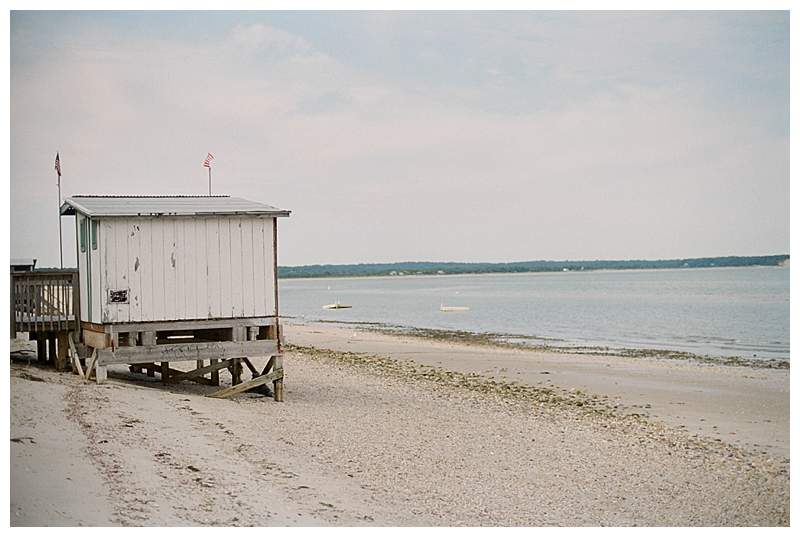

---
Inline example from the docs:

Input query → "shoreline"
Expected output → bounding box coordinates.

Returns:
[284,320,790,459]
[288,318,790,369]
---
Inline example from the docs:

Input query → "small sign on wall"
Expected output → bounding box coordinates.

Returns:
[108,289,129,304]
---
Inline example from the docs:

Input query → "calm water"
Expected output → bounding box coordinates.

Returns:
[280,266,790,360]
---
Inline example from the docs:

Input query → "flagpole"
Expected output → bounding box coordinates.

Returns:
[56,158,63,269]
[208,166,212,195]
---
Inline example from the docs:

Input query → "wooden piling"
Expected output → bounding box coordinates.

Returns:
[56,331,69,371]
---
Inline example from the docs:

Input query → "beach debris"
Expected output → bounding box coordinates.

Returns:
[14,370,47,382]
[10,436,36,444]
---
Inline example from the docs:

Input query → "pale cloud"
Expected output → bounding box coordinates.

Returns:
[10,12,789,266]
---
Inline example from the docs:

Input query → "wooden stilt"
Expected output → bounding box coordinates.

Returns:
[161,362,170,384]
[273,354,284,402]
[231,358,242,385]
[210,359,220,386]
[56,331,69,371]
[96,364,108,384]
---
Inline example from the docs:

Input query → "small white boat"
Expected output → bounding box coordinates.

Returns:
[323,300,352,310]
[440,304,470,312]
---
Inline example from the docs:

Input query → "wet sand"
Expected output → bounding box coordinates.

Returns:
[285,321,789,459]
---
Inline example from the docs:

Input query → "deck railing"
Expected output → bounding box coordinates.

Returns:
[10,269,80,336]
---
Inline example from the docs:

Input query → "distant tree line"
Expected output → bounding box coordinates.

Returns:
[278,254,789,279]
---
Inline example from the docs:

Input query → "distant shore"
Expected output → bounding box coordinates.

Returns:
[278,255,788,279]
[278,262,787,283]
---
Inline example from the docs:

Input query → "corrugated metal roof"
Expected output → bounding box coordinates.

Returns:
[59,195,291,218]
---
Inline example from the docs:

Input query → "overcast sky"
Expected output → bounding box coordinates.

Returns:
[10,11,789,267]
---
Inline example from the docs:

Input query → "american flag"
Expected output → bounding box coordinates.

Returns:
[203,153,214,168]
[54,153,61,177]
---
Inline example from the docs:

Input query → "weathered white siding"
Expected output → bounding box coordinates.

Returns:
[97,215,276,323]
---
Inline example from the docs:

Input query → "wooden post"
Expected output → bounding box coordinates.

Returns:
[210,358,219,386]
[10,274,15,339]
[127,332,142,374]
[95,364,108,384]
[231,359,242,385]
[56,331,69,371]
[141,331,156,346]
[273,354,284,402]
[142,332,156,377]
[272,217,284,403]
[231,326,246,385]
[273,217,281,351]
[161,362,170,384]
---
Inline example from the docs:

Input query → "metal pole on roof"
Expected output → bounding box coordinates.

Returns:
[208,166,212,196]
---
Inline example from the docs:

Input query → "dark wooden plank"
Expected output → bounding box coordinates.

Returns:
[208,368,284,399]
[260,355,276,376]
[241,356,259,377]
[171,358,234,382]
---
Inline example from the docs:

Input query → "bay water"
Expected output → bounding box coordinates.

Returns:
[279,266,789,361]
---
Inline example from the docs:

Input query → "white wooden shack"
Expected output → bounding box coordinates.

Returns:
[59,195,291,400]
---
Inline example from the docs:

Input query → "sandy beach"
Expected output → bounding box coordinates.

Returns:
[10,322,789,526]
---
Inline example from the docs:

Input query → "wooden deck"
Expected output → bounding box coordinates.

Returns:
[10,269,79,335]
[10,269,79,371]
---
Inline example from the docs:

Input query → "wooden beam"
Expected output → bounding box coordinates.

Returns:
[101,317,277,334]
[170,358,234,382]
[68,332,84,377]
[83,328,109,350]
[260,355,276,376]
[208,368,284,399]
[241,356,259,377]
[84,349,97,380]
[96,339,278,366]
